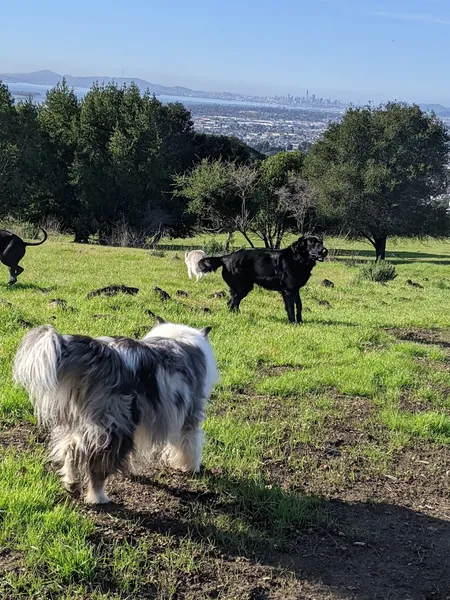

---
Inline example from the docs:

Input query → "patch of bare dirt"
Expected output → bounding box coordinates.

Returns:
[0,422,38,450]
[259,363,304,377]
[388,327,450,350]
[2,415,450,599]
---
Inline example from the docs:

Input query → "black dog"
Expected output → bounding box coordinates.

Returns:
[198,236,328,323]
[0,228,47,284]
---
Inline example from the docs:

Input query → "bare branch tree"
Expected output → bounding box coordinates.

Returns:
[276,174,316,234]
[230,164,258,248]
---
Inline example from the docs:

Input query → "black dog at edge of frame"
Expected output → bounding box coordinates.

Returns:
[198,235,328,324]
[0,228,48,284]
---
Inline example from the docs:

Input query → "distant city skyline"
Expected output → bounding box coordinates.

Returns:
[1,0,450,105]
[2,70,348,108]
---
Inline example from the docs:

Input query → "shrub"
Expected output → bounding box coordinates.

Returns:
[359,260,397,283]
[203,238,223,255]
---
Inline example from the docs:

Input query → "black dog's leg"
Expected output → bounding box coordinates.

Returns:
[2,240,26,285]
[295,291,303,324]
[6,266,23,285]
[8,267,17,285]
[228,289,243,312]
[227,283,253,313]
[282,292,296,323]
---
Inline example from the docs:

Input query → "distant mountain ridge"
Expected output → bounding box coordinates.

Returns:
[419,104,450,118]
[0,69,207,98]
[3,71,450,115]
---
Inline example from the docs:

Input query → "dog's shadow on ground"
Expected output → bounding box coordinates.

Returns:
[91,470,450,600]
[265,314,360,328]
[1,282,56,293]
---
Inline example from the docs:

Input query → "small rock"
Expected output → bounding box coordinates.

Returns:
[86,285,139,299]
[17,318,33,328]
[153,287,171,301]
[176,290,189,297]
[321,279,335,288]
[48,298,68,309]
[406,279,423,289]
[318,300,332,308]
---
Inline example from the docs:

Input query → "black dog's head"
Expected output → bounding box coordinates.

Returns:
[291,236,328,263]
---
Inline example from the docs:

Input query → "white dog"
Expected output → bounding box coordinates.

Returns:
[185,250,207,282]
[13,317,218,504]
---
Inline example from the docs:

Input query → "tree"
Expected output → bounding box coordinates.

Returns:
[193,133,263,165]
[276,173,316,234]
[173,158,258,249]
[39,79,80,229]
[305,103,450,260]
[0,82,20,217]
[252,150,305,249]
[71,84,197,242]
[259,150,304,189]
[14,99,55,222]
[175,151,311,250]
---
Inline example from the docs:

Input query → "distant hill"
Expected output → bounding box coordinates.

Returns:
[0,69,207,98]
[419,103,450,118]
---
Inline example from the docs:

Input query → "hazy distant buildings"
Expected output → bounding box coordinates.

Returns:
[189,102,344,153]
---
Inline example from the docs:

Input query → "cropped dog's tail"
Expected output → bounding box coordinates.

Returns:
[13,325,62,425]
[198,256,224,273]
[24,228,47,246]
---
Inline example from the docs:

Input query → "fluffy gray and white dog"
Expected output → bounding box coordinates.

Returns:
[13,317,218,504]
[185,250,207,282]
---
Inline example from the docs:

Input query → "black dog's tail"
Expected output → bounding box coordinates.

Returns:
[24,228,48,246]
[198,256,224,273]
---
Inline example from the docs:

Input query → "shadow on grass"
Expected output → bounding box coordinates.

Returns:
[1,282,56,293]
[90,470,450,600]
[333,248,450,261]
[265,314,360,328]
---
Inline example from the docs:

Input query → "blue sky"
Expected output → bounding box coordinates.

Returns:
[1,0,450,104]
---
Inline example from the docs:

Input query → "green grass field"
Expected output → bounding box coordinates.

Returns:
[1,234,450,599]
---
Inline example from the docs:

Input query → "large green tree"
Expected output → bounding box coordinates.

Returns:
[305,102,450,260]
[0,83,20,217]
[70,84,197,242]
[39,79,80,229]
[252,150,305,248]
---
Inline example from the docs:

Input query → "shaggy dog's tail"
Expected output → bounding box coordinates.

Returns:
[13,325,62,425]
[198,256,224,273]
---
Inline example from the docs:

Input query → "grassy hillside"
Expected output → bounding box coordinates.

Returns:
[1,236,450,599]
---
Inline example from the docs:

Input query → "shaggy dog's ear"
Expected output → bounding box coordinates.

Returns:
[200,326,212,337]
[155,316,166,325]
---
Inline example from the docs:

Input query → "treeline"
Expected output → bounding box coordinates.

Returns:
[0,80,261,243]
[1,80,449,259]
